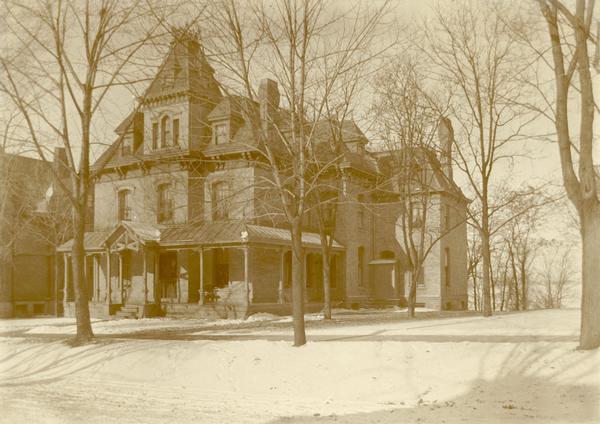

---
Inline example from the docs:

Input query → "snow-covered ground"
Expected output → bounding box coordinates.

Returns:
[0,309,597,423]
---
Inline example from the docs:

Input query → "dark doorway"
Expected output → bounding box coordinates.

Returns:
[213,248,229,288]
[159,252,177,299]
[284,251,292,289]
[306,253,323,302]
[121,252,132,303]
[86,256,94,301]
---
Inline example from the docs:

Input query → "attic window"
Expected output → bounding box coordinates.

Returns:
[214,123,229,145]
[122,134,134,156]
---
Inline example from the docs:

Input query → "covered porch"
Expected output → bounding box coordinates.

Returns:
[57,221,345,319]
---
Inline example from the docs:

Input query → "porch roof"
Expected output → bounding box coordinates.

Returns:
[57,230,110,252]
[160,221,344,249]
[57,221,163,253]
[57,220,344,252]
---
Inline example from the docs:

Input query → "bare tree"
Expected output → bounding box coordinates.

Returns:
[532,243,575,309]
[204,0,389,345]
[421,1,538,317]
[0,0,174,343]
[530,0,600,349]
[371,59,465,317]
[467,230,483,311]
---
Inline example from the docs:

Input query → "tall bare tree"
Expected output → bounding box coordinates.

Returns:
[0,0,174,343]
[532,243,575,309]
[371,59,465,317]
[532,0,599,349]
[421,1,538,317]
[204,0,389,345]
[467,230,483,311]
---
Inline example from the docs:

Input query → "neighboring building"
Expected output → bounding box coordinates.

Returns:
[373,120,469,311]
[0,149,69,317]
[57,32,468,319]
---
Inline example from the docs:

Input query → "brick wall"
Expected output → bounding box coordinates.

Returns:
[94,166,190,229]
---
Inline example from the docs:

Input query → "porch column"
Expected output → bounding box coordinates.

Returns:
[155,252,160,301]
[106,250,112,305]
[143,249,148,305]
[198,247,205,305]
[118,252,123,304]
[278,249,285,304]
[176,250,181,303]
[303,250,308,303]
[93,255,99,301]
[63,253,69,305]
[83,255,88,301]
[243,246,250,304]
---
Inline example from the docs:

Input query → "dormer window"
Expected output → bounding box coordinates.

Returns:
[214,123,229,145]
[121,134,133,156]
[152,115,180,149]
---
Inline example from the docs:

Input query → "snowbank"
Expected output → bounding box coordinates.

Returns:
[0,309,597,423]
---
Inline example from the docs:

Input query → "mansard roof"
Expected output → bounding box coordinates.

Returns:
[207,95,257,121]
[374,146,468,202]
[90,34,378,177]
[142,32,221,103]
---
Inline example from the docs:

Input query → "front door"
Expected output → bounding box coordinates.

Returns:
[159,252,178,299]
[121,252,132,304]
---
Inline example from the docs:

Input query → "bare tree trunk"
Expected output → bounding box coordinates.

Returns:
[580,205,600,349]
[472,276,478,311]
[71,208,93,343]
[509,246,520,311]
[322,250,331,320]
[520,262,528,310]
[408,274,417,318]
[290,218,306,346]
[481,227,492,316]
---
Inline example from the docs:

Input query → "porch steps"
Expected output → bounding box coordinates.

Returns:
[115,305,140,319]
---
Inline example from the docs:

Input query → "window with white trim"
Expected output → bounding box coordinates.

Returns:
[118,189,132,221]
[157,183,173,223]
[214,123,229,145]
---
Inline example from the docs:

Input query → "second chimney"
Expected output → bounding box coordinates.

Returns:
[438,117,454,180]
[258,78,280,131]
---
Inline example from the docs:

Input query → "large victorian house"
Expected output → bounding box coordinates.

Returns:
[57,33,468,319]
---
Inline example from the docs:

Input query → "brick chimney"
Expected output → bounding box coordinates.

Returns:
[53,147,69,180]
[437,117,454,180]
[258,78,280,132]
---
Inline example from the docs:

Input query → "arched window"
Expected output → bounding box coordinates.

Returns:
[172,118,180,146]
[152,122,159,149]
[157,183,173,223]
[160,115,170,148]
[117,189,132,221]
